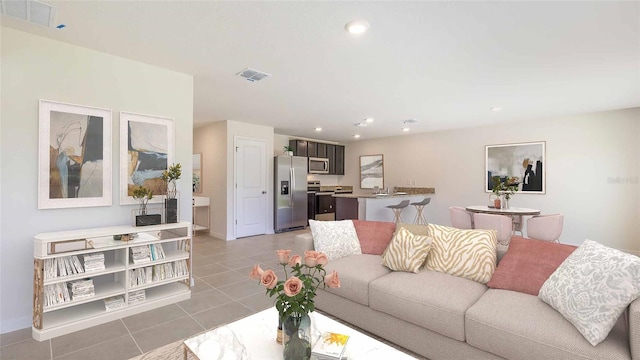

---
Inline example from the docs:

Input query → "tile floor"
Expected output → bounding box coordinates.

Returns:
[0,229,424,360]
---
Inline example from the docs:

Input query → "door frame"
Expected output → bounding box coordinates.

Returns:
[233,136,269,239]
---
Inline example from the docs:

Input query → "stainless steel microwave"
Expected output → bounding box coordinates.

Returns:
[308,157,329,174]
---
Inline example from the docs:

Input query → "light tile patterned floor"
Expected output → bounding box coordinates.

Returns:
[0,230,426,360]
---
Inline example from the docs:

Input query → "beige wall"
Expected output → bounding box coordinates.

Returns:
[0,28,194,333]
[340,108,640,254]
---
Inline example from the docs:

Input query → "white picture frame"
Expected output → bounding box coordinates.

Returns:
[38,99,112,209]
[119,111,174,205]
[485,141,546,194]
[360,154,384,189]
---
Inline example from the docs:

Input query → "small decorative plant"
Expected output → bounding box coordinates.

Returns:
[132,186,153,215]
[283,145,294,154]
[491,176,519,201]
[162,163,182,199]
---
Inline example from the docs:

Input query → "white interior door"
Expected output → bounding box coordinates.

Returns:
[235,138,267,238]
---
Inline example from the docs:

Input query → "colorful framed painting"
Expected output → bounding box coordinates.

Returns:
[119,112,174,205]
[38,100,112,209]
[485,141,546,194]
[360,154,384,189]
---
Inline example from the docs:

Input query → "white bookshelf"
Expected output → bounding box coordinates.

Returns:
[33,222,192,341]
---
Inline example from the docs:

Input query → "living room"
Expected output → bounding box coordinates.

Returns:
[1,1,639,359]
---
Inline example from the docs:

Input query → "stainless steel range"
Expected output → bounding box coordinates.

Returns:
[307,181,352,222]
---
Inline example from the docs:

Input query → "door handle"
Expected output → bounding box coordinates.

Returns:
[262,191,267,194]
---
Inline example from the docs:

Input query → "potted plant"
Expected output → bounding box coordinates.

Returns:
[491,176,519,209]
[132,186,161,226]
[283,146,294,156]
[162,163,182,223]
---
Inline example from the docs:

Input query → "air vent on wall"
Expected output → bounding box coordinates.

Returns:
[0,0,57,27]
[236,68,271,82]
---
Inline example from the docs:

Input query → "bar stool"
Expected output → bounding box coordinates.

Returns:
[411,198,431,225]
[386,200,410,224]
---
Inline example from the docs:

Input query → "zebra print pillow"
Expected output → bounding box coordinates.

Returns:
[381,227,433,273]
[425,224,497,283]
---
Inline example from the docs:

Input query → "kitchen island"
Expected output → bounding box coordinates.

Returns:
[333,188,434,223]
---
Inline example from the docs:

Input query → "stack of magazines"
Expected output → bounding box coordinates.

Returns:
[67,279,95,300]
[104,296,125,312]
[311,332,350,360]
[130,246,152,264]
[128,289,146,305]
[83,253,105,272]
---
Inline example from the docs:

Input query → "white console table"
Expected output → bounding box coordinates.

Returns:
[192,196,210,234]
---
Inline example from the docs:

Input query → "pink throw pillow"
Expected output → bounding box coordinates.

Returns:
[352,220,396,255]
[487,236,577,296]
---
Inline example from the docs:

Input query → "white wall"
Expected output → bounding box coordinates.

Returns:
[340,108,640,254]
[0,28,194,333]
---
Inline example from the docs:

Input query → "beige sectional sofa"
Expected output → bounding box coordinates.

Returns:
[293,231,640,360]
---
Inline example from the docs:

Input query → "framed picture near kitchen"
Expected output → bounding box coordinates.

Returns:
[360,154,384,189]
[485,141,546,194]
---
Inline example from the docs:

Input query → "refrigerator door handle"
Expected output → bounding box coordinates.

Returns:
[289,168,294,207]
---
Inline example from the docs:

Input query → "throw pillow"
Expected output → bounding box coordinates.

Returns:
[539,239,640,346]
[488,236,577,296]
[352,220,396,255]
[381,227,433,273]
[425,223,497,284]
[308,220,362,261]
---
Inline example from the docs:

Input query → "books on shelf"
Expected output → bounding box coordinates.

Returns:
[67,279,95,300]
[104,295,125,311]
[45,255,85,279]
[128,289,146,305]
[130,260,189,287]
[83,252,105,272]
[44,282,71,307]
[312,332,350,360]
[130,245,152,264]
[149,243,166,261]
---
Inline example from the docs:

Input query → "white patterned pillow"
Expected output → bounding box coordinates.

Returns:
[539,239,640,346]
[309,220,362,260]
[382,227,432,273]
[425,224,497,284]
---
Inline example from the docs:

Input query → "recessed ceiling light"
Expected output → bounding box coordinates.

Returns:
[402,127,410,132]
[353,134,361,139]
[491,106,503,112]
[364,117,374,123]
[314,127,322,132]
[345,20,369,35]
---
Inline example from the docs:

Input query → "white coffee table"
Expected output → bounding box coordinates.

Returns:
[183,307,418,359]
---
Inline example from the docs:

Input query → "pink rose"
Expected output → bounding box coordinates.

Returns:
[305,253,317,267]
[249,264,264,280]
[288,255,302,267]
[324,270,340,288]
[284,276,303,297]
[276,249,292,264]
[316,252,328,266]
[304,250,319,258]
[260,270,278,289]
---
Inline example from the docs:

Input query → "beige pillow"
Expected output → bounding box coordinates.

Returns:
[382,227,433,273]
[425,223,497,283]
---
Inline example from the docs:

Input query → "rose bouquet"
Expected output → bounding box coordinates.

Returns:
[250,250,340,360]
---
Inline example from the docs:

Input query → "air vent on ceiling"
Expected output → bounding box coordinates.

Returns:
[236,68,271,82]
[403,119,420,124]
[0,0,57,27]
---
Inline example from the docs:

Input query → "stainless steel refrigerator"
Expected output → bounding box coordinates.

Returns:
[274,155,308,232]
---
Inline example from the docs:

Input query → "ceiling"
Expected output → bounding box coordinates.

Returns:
[2,1,639,142]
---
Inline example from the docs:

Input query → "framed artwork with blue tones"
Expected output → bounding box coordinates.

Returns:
[485,141,546,194]
[119,111,174,205]
[38,100,112,209]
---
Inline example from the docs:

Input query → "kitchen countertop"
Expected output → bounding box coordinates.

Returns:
[333,193,433,199]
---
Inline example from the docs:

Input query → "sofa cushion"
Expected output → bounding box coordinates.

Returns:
[322,254,390,306]
[425,224,497,284]
[381,227,433,273]
[466,289,631,360]
[539,239,640,346]
[309,220,362,260]
[369,269,487,341]
[488,236,576,295]
[352,220,396,255]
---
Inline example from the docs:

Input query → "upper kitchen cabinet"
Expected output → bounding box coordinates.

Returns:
[307,141,317,158]
[289,139,307,157]
[317,143,327,158]
[335,145,345,175]
[327,144,336,174]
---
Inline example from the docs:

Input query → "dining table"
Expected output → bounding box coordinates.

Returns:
[465,205,541,234]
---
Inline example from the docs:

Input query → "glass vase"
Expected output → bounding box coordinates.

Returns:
[282,313,311,360]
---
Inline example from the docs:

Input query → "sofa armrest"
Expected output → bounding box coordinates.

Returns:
[631,297,640,360]
[292,232,315,255]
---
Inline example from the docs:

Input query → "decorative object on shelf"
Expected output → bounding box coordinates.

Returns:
[38,99,113,209]
[132,186,161,226]
[193,153,202,193]
[120,111,174,205]
[284,145,294,156]
[490,176,519,209]
[162,163,182,223]
[249,250,341,360]
[485,141,546,194]
[360,154,384,189]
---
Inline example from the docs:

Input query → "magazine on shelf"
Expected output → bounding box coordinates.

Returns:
[104,296,125,311]
[311,332,350,360]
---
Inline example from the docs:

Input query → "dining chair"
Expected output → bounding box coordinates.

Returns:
[527,214,564,243]
[449,206,473,229]
[512,215,523,236]
[473,213,513,246]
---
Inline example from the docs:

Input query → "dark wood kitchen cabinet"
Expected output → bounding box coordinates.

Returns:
[327,144,336,174]
[317,143,327,158]
[335,145,345,175]
[307,141,317,158]
[335,197,358,220]
[289,140,307,157]
[289,139,344,175]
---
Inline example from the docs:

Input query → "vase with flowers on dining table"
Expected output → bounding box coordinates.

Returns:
[250,249,341,360]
